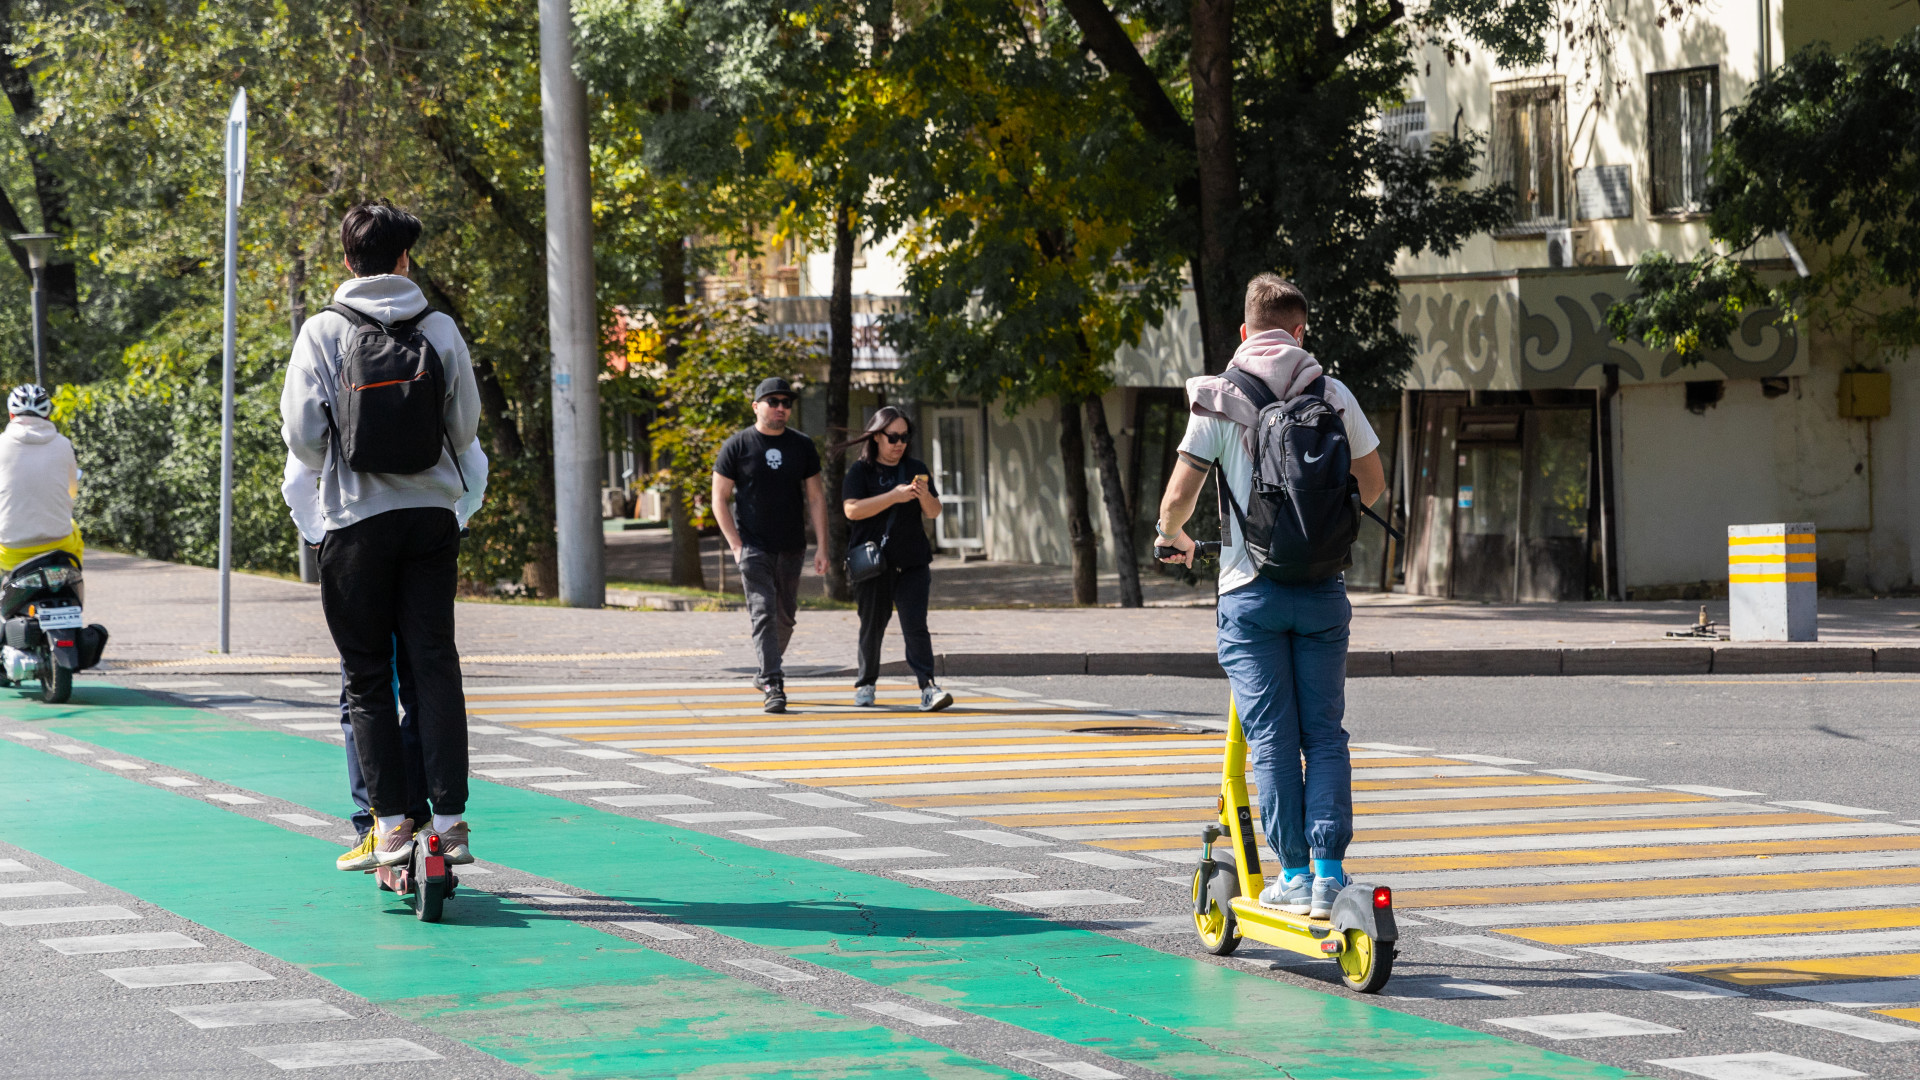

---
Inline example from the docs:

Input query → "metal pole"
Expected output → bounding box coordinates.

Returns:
[218,89,246,652]
[27,265,44,386]
[538,0,605,607]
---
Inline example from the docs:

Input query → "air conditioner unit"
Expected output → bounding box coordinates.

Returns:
[1545,227,1575,268]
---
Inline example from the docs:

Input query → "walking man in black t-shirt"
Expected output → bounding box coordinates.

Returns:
[713,377,828,713]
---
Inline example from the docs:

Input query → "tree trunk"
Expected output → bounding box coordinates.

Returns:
[1084,393,1141,607]
[657,235,705,589]
[1189,0,1240,375]
[1059,394,1098,605]
[287,251,307,338]
[823,201,856,601]
[0,9,73,311]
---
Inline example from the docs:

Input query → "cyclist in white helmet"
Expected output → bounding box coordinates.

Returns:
[0,384,81,572]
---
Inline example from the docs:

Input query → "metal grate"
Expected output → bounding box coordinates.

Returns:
[1649,66,1719,215]
[1491,78,1567,233]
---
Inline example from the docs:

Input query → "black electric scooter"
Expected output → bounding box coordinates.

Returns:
[0,550,108,703]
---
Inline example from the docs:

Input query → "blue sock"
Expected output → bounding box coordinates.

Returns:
[1312,859,1345,882]
[1281,865,1310,883]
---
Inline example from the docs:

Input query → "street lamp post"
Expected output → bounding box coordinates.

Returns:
[9,233,56,387]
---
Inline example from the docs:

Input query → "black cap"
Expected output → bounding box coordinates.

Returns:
[754,377,794,402]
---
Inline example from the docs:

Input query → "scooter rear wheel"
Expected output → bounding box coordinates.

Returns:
[1339,929,1393,993]
[36,644,70,704]
[410,837,447,923]
[1191,852,1240,956]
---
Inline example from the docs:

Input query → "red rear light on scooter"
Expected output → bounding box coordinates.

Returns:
[53,639,72,648]
[1373,886,1391,909]
[427,834,443,855]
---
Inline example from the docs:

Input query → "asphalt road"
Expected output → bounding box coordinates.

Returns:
[5,670,1917,1079]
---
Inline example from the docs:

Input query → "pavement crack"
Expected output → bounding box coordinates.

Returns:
[1008,955,1296,1078]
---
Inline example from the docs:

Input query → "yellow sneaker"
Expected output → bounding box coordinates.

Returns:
[337,819,415,871]
[336,830,380,872]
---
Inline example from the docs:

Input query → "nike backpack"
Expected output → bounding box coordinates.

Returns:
[1216,367,1366,584]
[321,303,462,481]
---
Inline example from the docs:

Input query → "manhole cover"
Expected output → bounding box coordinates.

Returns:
[1071,725,1211,736]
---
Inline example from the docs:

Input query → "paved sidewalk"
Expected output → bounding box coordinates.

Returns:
[84,551,1920,680]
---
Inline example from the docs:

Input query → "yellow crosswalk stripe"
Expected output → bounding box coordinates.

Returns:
[1507,905,1920,945]
[981,791,1710,827]
[1405,866,1920,910]
[1678,952,1920,984]
[1339,835,1920,874]
[1090,812,1841,851]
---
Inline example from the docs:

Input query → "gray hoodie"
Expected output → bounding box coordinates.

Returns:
[279,274,481,531]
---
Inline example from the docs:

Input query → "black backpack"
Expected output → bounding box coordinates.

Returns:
[1214,367,1392,584]
[321,303,463,483]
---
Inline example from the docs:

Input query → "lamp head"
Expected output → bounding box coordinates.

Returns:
[9,233,56,270]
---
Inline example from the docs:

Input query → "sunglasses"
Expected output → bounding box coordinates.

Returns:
[763,396,795,409]
[879,431,909,445]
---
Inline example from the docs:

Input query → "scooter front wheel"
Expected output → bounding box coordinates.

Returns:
[1191,853,1240,956]
[1339,929,1393,993]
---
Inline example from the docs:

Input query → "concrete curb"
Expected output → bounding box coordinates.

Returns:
[862,644,1907,679]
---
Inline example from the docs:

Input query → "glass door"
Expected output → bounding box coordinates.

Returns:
[1450,410,1523,602]
[1517,408,1593,601]
[929,410,984,552]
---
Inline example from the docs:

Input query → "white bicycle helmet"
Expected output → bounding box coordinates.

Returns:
[7,384,49,418]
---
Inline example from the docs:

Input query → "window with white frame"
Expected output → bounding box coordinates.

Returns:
[1648,66,1719,215]
[1491,78,1567,232]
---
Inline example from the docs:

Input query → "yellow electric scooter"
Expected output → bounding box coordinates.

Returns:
[1166,543,1397,993]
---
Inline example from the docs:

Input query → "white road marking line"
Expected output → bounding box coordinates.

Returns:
[1353,742,1434,753]
[724,957,816,982]
[467,726,513,735]
[696,776,781,789]
[506,736,573,747]
[102,962,275,988]
[135,679,224,689]
[897,866,1035,882]
[0,905,140,926]
[468,754,529,764]
[630,762,705,774]
[1537,769,1646,782]
[732,826,862,841]
[1440,754,1537,765]
[52,744,92,753]
[681,739,1218,763]
[1576,971,1746,999]
[1007,1048,1125,1080]
[4,730,45,739]
[1375,850,1920,890]
[1099,915,1196,936]
[283,723,338,732]
[243,1038,441,1069]
[243,711,338,721]
[1769,800,1887,816]
[1489,1012,1679,1040]
[1033,802,1784,841]
[745,754,1225,779]
[269,814,330,828]
[1658,785,1765,797]
[582,713,1114,737]
[1757,1009,1920,1043]
[531,781,641,791]
[1645,1052,1864,1080]
[1033,698,1111,708]
[205,793,262,805]
[920,797,1215,818]
[855,1000,962,1027]
[809,847,948,861]
[266,679,328,688]
[972,686,1041,697]
[0,881,83,898]
[99,760,146,770]
[834,768,1514,798]
[991,890,1141,908]
[614,920,695,940]
[625,728,1083,750]
[769,792,866,808]
[171,999,352,1029]
[0,859,25,871]
[1386,978,1525,1000]
[1430,884,1920,928]
[1776,978,1920,1008]
[858,811,949,824]
[1051,852,1162,870]
[593,794,711,808]
[661,812,783,823]
[41,931,203,955]
[1425,936,1578,962]
[475,767,581,778]
[1591,928,1920,964]
[947,829,1051,848]
[564,748,632,760]
[1349,822,1915,859]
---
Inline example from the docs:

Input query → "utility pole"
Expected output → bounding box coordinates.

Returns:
[218,88,247,653]
[538,0,605,608]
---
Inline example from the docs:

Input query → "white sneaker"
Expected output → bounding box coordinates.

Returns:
[920,685,953,712]
[854,684,876,707]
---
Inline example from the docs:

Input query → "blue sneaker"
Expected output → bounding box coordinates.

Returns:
[1309,874,1348,919]
[1258,873,1313,914]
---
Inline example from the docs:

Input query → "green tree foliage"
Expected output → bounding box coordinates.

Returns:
[1609,30,1920,364]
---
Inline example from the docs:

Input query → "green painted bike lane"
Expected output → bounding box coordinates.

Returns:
[0,734,1020,1080]
[22,690,1647,1080]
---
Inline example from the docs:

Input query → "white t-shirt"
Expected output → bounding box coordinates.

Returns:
[1175,376,1379,595]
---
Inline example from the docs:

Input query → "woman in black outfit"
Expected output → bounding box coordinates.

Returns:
[839,407,952,712]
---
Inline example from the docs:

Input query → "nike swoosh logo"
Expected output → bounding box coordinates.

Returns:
[1304,451,1324,463]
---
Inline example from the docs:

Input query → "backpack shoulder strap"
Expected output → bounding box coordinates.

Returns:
[393,309,433,333]
[1305,374,1328,401]
[1220,367,1278,412]
[324,303,374,329]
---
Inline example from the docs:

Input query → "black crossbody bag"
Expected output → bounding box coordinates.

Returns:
[846,464,902,584]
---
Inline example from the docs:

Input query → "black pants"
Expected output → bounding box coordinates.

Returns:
[855,562,934,688]
[318,506,467,818]
[739,547,803,683]
[339,644,428,839]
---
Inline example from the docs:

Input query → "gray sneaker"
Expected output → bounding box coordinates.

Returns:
[854,684,877,707]
[1258,872,1313,914]
[1309,874,1348,919]
[920,684,953,712]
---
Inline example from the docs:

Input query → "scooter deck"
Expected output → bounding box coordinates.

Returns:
[1227,897,1351,959]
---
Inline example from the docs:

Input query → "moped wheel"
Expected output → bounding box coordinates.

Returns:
[1191,852,1240,956]
[36,645,70,704]
[1339,929,1393,993]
